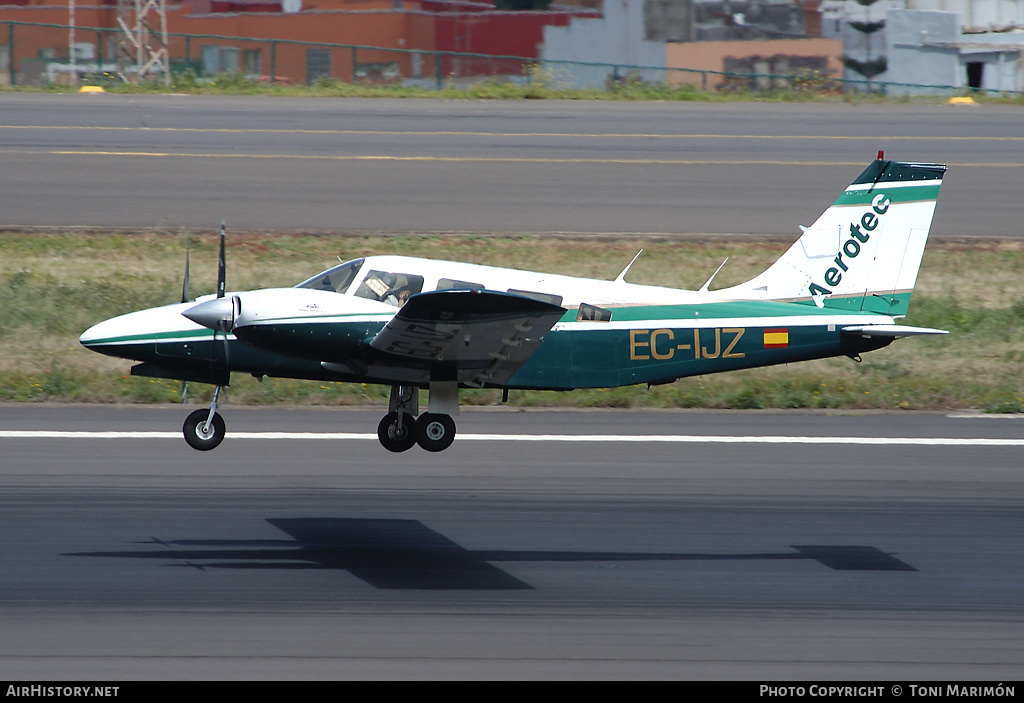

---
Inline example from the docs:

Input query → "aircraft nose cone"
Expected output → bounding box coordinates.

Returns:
[79,320,106,349]
[182,297,236,332]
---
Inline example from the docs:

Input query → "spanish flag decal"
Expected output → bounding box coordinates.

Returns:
[763,328,789,349]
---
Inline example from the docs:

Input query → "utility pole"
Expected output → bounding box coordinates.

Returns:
[68,0,77,87]
[116,0,170,86]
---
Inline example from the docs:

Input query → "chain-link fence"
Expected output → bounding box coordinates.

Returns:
[3,21,1015,96]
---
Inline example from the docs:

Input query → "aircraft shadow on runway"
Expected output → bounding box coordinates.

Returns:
[68,517,916,590]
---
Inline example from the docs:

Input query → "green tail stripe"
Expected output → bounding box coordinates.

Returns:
[832,183,940,207]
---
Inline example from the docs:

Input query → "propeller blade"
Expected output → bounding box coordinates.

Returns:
[180,236,191,304]
[221,327,230,368]
[217,221,226,299]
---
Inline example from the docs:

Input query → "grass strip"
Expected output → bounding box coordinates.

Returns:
[2,230,1021,412]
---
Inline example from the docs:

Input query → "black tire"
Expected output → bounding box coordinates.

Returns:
[415,413,456,452]
[377,411,417,453]
[183,409,226,451]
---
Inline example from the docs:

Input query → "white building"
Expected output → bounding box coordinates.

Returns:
[886,8,1023,93]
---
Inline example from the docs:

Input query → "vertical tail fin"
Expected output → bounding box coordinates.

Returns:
[718,156,947,317]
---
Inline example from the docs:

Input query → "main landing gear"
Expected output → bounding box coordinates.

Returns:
[377,383,458,453]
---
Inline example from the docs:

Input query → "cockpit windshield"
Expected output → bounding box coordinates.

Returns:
[295,258,364,294]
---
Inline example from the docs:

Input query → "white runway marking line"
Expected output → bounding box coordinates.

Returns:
[1,431,1021,446]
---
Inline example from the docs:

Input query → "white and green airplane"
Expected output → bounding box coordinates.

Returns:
[80,154,947,453]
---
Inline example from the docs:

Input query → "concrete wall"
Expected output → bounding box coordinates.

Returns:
[840,11,891,87]
[540,0,666,89]
[959,30,1024,93]
[885,9,962,93]
[820,0,904,38]
[666,38,842,88]
[905,0,1024,29]
[885,8,1022,93]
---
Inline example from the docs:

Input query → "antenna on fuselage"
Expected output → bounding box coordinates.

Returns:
[180,236,191,304]
[614,250,643,283]
[699,258,729,293]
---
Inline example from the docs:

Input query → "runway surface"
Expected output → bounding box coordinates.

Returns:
[1,95,1022,237]
[1,406,1021,679]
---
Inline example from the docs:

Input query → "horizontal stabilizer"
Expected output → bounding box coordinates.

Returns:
[841,325,948,338]
[369,289,565,386]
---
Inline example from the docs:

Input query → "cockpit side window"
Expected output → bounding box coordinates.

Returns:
[438,278,484,291]
[295,258,364,294]
[355,270,424,307]
[508,289,563,307]
[577,303,612,322]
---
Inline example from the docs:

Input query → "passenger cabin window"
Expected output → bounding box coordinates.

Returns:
[507,289,563,306]
[577,303,612,322]
[355,270,424,307]
[438,278,484,291]
[295,258,364,294]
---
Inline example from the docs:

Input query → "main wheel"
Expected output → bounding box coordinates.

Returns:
[183,409,226,451]
[415,413,456,452]
[377,411,417,453]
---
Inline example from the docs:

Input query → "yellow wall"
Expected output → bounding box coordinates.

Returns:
[666,38,842,89]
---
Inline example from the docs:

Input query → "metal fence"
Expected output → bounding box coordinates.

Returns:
[2,21,1014,96]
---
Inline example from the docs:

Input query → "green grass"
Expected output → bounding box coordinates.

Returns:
[1,230,1022,412]
[7,69,1023,104]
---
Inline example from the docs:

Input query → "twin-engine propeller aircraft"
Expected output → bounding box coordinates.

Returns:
[81,154,947,453]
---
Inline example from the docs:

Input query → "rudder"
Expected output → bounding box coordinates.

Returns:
[718,156,947,317]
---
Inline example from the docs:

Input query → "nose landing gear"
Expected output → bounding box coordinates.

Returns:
[183,385,226,451]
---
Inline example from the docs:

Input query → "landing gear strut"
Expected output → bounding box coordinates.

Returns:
[377,411,417,453]
[183,385,226,451]
[377,384,418,453]
[376,382,459,453]
[178,381,462,453]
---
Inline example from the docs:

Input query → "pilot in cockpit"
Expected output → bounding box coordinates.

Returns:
[387,286,413,307]
[383,274,413,307]
[356,271,421,307]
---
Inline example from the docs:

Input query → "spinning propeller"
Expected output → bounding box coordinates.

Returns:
[181,222,240,335]
[181,223,240,376]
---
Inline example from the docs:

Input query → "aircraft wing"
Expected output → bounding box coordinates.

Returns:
[368,289,566,387]
[841,325,948,338]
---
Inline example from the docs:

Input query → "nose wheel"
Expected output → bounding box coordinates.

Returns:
[182,385,227,451]
[183,408,226,451]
